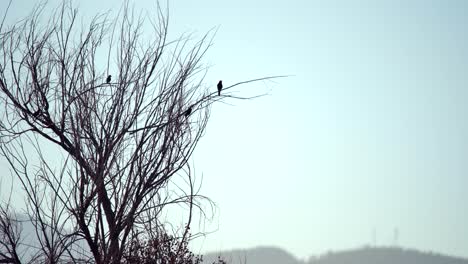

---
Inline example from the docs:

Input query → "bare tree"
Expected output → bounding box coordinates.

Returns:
[0,198,22,264]
[0,1,285,263]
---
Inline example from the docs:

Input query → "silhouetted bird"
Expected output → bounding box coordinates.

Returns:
[217,80,223,96]
[184,107,192,117]
[106,75,112,84]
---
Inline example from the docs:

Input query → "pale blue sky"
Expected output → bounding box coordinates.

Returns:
[2,0,468,259]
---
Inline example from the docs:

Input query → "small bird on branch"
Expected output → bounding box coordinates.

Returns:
[106,75,112,84]
[184,106,192,117]
[217,80,223,96]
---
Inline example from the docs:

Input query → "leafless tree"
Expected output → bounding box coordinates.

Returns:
[0,1,285,263]
[0,197,22,264]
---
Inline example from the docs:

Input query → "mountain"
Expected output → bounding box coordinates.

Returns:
[202,246,468,264]
[308,247,468,264]
[203,246,298,264]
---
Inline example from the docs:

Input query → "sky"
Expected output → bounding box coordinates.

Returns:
[2,0,468,260]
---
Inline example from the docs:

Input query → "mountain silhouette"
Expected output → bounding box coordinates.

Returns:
[203,246,468,264]
[203,246,298,264]
[4,216,467,264]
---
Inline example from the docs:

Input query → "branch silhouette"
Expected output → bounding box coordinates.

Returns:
[0,1,287,263]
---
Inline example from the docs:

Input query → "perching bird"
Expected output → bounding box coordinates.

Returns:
[217,80,223,96]
[184,106,192,117]
[106,75,112,84]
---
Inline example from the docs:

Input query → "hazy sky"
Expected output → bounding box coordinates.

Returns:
[2,0,468,259]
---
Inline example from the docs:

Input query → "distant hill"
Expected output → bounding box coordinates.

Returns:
[203,246,298,264]
[308,247,468,264]
[6,217,467,264]
[203,246,468,264]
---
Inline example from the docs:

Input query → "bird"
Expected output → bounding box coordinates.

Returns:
[217,80,223,96]
[106,75,112,84]
[184,106,192,117]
